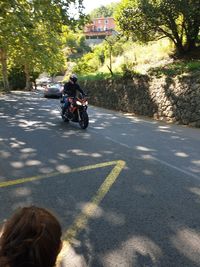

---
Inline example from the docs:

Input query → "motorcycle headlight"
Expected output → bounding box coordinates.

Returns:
[76,100,82,105]
[85,101,88,105]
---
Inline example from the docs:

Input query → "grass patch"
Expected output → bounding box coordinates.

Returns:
[79,59,200,81]
[79,72,123,81]
[74,40,199,81]
[148,60,200,77]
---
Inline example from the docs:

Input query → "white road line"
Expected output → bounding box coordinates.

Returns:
[152,157,200,180]
[91,129,200,180]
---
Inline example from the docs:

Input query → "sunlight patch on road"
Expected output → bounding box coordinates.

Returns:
[68,149,102,158]
[175,152,189,158]
[101,235,162,267]
[189,187,200,197]
[25,160,41,166]
[10,161,24,169]
[192,160,200,166]
[0,150,11,159]
[136,146,155,152]
[171,227,200,265]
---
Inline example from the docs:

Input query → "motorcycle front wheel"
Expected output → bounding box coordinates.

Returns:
[61,113,69,122]
[79,111,89,129]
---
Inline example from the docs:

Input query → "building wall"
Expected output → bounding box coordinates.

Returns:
[85,38,104,46]
[84,17,115,32]
[93,17,115,31]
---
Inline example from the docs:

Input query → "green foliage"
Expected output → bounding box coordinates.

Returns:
[79,72,122,81]
[73,52,101,74]
[0,0,86,91]
[31,71,40,83]
[72,35,127,76]
[65,29,91,57]
[115,0,200,55]
[71,35,177,79]
[112,42,124,57]
[69,15,199,80]
[120,62,136,78]
[92,45,106,64]
[89,2,119,18]
[8,67,26,90]
[72,40,118,74]
[103,35,124,57]
[77,35,91,53]
[0,74,3,91]
[148,60,200,77]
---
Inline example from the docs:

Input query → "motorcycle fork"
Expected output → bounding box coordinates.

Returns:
[77,108,81,121]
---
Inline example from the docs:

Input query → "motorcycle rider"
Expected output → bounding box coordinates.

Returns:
[61,74,86,117]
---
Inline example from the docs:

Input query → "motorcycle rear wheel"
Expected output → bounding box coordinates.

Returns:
[79,111,89,129]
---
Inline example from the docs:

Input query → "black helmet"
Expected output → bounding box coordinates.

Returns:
[69,74,78,83]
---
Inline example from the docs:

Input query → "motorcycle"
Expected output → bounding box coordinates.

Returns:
[60,95,89,129]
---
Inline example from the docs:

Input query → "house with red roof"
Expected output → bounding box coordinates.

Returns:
[84,17,117,41]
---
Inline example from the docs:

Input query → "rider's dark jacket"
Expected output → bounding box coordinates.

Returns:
[63,82,85,97]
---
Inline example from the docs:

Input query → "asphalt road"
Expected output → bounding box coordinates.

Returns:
[0,91,200,267]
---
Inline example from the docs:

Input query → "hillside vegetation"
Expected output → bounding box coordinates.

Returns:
[69,37,200,81]
[68,0,200,80]
[1,0,200,92]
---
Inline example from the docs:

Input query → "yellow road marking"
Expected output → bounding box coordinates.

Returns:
[1,160,126,262]
[0,160,122,188]
[59,160,126,258]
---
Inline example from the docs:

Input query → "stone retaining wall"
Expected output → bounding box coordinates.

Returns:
[80,72,200,127]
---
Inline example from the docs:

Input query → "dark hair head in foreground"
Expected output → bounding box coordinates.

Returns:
[0,206,62,267]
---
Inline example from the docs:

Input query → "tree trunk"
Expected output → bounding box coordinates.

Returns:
[24,63,32,91]
[158,26,185,55]
[174,39,185,55]
[183,19,200,52]
[0,48,10,92]
[185,39,196,52]
[107,45,113,76]
[185,28,199,52]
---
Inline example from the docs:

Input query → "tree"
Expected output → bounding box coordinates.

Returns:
[0,0,85,91]
[0,1,23,92]
[9,8,66,90]
[104,35,119,75]
[90,2,119,18]
[115,0,200,55]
